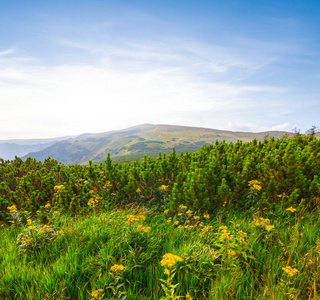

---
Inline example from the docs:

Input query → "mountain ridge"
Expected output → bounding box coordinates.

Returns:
[20,124,289,165]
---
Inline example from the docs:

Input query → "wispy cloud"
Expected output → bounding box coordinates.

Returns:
[0,7,318,139]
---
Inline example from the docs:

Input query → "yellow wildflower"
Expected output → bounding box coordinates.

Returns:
[179,205,187,210]
[178,213,182,216]
[194,216,200,220]
[219,226,227,231]
[260,217,269,223]
[7,205,17,213]
[229,250,236,256]
[186,293,193,299]
[159,185,169,190]
[45,203,51,208]
[282,266,299,277]
[27,226,35,230]
[138,225,150,233]
[91,289,103,298]
[239,231,247,237]
[186,210,192,215]
[160,253,183,268]
[174,221,179,225]
[143,226,150,233]
[167,218,172,223]
[136,188,141,193]
[253,220,260,226]
[127,215,137,223]
[110,264,125,273]
[221,231,230,239]
[54,185,65,191]
[136,215,146,221]
[248,180,261,191]
[27,219,32,224]
[164,268,170,275]
[164,209,169,214]
[202,225,212,233]
[178,225,183,229]
[265,225,275,231]
[286,206,297,212]
[203,214,210,219]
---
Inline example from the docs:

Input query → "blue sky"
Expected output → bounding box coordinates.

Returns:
[0,0,319,139]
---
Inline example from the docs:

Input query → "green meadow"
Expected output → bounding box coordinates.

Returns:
[1,135,320,299]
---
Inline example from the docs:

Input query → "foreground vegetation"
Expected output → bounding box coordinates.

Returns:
[1,202,320,299]
[1,135,320,299]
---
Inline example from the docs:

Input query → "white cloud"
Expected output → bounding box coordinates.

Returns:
[0,39,306,139]
[271,123,291,131]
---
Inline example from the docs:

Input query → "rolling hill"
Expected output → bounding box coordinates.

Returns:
[22,124,288,165]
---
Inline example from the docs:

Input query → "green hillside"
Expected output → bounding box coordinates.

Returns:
[23,124,287,165]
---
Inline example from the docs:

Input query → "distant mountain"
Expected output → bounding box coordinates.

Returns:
[0,132,111,161]
[22,124,288,165]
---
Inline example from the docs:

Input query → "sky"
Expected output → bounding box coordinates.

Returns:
[0,0,319,139]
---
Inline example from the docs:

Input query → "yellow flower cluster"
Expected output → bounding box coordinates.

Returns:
[136,188,141,193]
[183,224,198,230]
[179,205,187,210]
[88,194,101,207]
[110,263,125,273]
[253,217,270,227]
[20,235,33,246]
[91,289,103,298]
[7,205,17,213]
[265,225,275,231]
[127,214,146,222]
[39,224,52,234]
[282,266,299,277]
[138,224,151,233]
[248,180,262,191]
[202,225,213,233]
[203,214,210,219]
[54,184,65,191]
[159,185,169,190]
[45,202,51,208]
[253,217,275,232]
[160,253,183,268]
[239,231,247,237]
[229,250,236,256]
[137,215,145,221]
[186,293,193,299]
[127,215,136,223]
[164,209,169,214]
[286,206,297,212]
[219,226,230,240]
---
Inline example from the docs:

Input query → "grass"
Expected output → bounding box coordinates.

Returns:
[1,204,320,299]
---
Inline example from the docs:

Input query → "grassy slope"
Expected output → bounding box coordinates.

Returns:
[23,124,287,165]
[1,205,319,299]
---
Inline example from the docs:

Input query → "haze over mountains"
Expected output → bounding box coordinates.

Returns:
[0,124,290,165]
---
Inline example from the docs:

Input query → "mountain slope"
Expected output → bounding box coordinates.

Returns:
[22,124,287,165]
